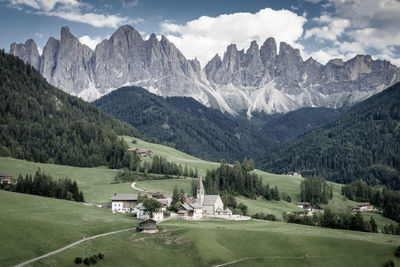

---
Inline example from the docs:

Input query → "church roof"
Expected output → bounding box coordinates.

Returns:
[202,195,220,206]
[197,177,204,191]
[110,193,138,201]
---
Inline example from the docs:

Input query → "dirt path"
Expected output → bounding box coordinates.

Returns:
[14,228,136,267]
[131,182,149,192]
[212,255,321,266]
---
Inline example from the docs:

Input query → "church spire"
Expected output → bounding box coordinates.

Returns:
[197,177,204,206]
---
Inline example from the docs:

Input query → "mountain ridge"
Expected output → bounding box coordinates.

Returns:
[93,85,344,162]
[10,25,400,115]
[259,82,400,188]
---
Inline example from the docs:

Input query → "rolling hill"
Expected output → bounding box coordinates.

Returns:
[259,82,400,187]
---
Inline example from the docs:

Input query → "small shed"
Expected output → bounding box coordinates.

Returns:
[137,219,158,233]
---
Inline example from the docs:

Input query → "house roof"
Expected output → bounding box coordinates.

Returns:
[177,210,187,214]
[225,208,232,213]
[135,203,145,210]
[189,203,202,209]
[181,203,194,211]
[139,219,156,225]
[0,173,12,177]
[158,199,169,205]
[110,193,138,201]
[295,202,310,205]
[203,195,220,206]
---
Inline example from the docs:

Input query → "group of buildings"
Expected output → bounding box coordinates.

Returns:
[127,148,153,157]
[110,178,232,221]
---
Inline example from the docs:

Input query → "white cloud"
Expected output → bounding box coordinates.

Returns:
[122,0,139,8]
[79,35,102,50]
[161,8,307,66]
[7,0,137,28]
[35,32,43,38]
[37,46,42,55]
[305,0,400,66]
[43,11,133,28]
[305,15,350,42]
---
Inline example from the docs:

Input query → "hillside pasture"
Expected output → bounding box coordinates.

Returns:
[0,190,136,267]
[30,219,400,267]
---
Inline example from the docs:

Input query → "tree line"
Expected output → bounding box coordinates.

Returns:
[300,176,333,206]
[284,207,378,233]
[1,168,84,202]
[342,180,400,222]
[114,154,198,183]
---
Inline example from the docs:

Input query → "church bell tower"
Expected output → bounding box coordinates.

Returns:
[197,177,205,206]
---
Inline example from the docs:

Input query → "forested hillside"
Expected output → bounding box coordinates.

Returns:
[260,82,400,188]
[0,51,140,168]
[94,86,342,162]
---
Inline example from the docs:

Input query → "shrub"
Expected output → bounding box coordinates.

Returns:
[83,257,90,265]
[384,260,395,267]
[89,256,97,264]
[395,246,400,257]
[98,253,104,260]
[74,257,83,264]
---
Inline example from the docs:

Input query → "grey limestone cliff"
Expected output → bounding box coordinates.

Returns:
[10,25,400,115]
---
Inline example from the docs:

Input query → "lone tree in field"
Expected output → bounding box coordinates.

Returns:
[143,198,162,218]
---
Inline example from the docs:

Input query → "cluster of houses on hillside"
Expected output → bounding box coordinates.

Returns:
[0,173,17,184]
[290,201,374,217]
[110,178,234,222]
[127,148,153,157]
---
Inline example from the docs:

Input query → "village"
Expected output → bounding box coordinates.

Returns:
[108,175,375,232]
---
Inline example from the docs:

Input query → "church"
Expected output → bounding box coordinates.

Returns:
[178,178,231,219]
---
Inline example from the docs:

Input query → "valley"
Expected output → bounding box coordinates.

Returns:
[2,2,400,266]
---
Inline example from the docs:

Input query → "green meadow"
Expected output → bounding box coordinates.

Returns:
[122,135,220,177]
[0,190,137,267]
[0,157,136,203]
[30,219,400,267]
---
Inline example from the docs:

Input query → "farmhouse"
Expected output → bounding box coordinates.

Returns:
[287,171,302,177]
[110,193,138,213]
[137,219,158,233]
[352,202,373,212]
[295,202,312,211]
[177,203,203,220]
[135,202,164,222]
[0,173,17,184]
[127,148,152,157]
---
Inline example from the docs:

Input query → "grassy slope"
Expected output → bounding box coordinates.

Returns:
[136,179,195,196]
[0,190,137,266]
[122,136,220,177]
[0,157,136,203]
[32,220,400,267]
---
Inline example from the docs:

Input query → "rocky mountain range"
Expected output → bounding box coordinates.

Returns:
[10,25,400,115]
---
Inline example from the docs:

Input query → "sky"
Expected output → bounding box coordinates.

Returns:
[0,0,399,67]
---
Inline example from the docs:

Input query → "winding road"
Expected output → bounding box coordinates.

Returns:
[14,228,136,267]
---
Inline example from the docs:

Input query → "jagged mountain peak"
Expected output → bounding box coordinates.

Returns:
[9,25,400,115]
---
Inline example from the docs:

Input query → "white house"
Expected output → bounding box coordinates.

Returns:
[135,202,164,222]
[110,193,138,213]
[177,203,203,220]
[358,202,374,211]
[295,202,312,211]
